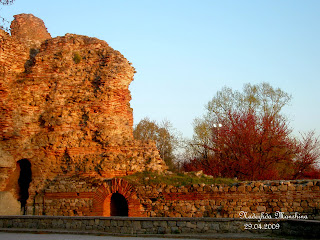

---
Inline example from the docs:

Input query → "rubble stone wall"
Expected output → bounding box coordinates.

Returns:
[40,178,145,217]
[1,14,319,223]
[39,177,320,220]
[0,14,166,214]
[136,180,320,219]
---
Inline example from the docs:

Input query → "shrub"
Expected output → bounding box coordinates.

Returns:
[73,52,81,64]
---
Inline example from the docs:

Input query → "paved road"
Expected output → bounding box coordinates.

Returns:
[0,232,201,240]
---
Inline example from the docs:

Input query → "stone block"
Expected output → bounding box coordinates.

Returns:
[301,201,308,208]
[237,185,245,192]
[177,221,187,227]
[157,226,166,234]
[0,192,20,215]
[168,221,176,227]
[141,221,153,229]
[279,185,288,191]
[185,221,196,229]
[196,221,205,229]
[111,220,118,227]
[257,206,266,212]
[171,226,180,234]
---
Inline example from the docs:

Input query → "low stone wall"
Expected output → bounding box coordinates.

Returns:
[39,178,320,219]
[136,179,320,218]
[0,216,319,239]
[40,178,145,217]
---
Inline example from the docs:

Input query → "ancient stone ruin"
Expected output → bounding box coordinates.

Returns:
[1,14,319,219]
[0,14,167,215]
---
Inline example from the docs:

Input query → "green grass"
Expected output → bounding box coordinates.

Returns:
[120,171,237,187]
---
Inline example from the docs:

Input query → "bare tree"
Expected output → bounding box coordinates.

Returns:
[0,0,15,31]
[133,117,179,171]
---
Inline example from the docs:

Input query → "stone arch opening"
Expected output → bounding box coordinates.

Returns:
[110,192,128,216]
[93,179,145,217]
[17,159,32,214]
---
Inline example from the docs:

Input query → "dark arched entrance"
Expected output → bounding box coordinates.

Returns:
[17,159,32,214]
[110,193,128,216]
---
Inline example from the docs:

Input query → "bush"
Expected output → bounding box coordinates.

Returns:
[73,52,81,64]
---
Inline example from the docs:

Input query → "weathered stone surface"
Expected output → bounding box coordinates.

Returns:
[0,192,20,215]
[2,14,319,221]
[7,215,320,238]
[0,13,167,212]
[10,14,51,48]
[39,175,320,219]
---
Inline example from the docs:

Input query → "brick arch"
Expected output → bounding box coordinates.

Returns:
[91,178,146,217]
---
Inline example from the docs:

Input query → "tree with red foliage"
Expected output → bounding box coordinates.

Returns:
[211,110,295,180]
[184,110,296,180]
[293,131,320,179]
[184,83,320,180]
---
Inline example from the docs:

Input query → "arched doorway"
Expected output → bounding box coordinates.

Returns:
[17,159,32,214]
[110,193,128,216]
[93,179,145,217]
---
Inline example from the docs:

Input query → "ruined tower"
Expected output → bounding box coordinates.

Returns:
[0,14,167,215]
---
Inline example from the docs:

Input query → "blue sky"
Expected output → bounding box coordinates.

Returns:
[1,0,319,138]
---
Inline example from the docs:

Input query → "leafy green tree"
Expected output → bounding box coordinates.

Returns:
[133,117,178,171]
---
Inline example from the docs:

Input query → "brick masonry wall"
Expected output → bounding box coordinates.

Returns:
[0,14,167,213]
[38,177,320,220]
[40,177,146,217]
[1,14,319,224]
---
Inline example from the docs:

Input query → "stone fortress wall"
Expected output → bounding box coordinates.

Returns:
[39,177,320,219]
[0,14,166,215]
[0,14,319,222]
